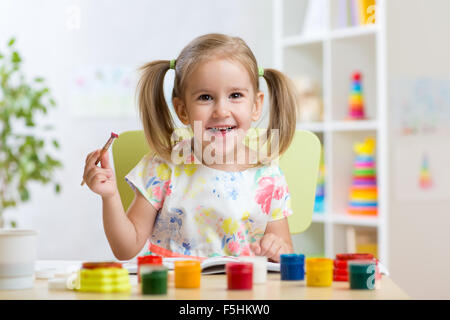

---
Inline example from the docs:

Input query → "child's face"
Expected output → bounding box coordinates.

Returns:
[173,58,264,164]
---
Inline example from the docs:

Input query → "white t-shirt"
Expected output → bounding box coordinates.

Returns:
[125,140,293,258]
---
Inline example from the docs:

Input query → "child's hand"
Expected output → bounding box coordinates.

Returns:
[249,233,292,263]
[83,149,117,198]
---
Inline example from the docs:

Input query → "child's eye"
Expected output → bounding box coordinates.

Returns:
[199,94,212,101]
[230,92,243,99]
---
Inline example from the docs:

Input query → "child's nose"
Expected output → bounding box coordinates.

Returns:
[212,100,231,118]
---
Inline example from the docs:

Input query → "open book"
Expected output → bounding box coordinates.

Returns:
[123,256,280,275]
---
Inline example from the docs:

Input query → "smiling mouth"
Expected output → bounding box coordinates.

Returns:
[206,126,237,135]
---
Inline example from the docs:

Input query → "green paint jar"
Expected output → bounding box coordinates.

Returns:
[141,265,168,295]
[348,260,376,290]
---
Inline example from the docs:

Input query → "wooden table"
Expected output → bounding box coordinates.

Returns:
[0,273,409,300]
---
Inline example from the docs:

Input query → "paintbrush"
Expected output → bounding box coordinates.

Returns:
[81,132,119,186]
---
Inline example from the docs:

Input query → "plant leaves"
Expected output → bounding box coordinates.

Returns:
[19,188,30,202]
[1,36,62,213]
[12,51,21,63]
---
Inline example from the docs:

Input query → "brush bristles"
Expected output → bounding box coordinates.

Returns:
[111,132,119,138]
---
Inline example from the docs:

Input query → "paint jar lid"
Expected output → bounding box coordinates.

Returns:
[82,261,123,269]
[226,262,253,274]
[306,258,333,270]
[334,257,378,269]
[335,253,373,261]
[174,260,201,273]
[141,266,168,279]
[348,260,376,273]
[140,264,167,274]
[280,254,305,264]
[138,255,162,265]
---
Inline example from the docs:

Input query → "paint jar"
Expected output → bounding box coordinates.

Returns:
[305,258,333,287]
[0,229,37,290]
[174,260,201,288]
[141,265,168,295]
[137,255,163,282]
[333,253,374,282]
[348,260,376,290]
[239,256,267,284]
[226,262,253,290]
[280,254,305,281]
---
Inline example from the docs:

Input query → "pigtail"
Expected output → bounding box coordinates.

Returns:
[261,68,297,160]
[136,60,174,162]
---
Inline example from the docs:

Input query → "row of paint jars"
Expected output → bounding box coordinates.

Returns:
[279,253,379,289]
[138,256,269,293]
[137,253,380,294]
[280,254,334,287]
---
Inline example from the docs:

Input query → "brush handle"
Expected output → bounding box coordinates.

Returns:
[81,136,115,186]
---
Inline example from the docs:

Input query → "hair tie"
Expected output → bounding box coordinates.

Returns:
[170,59,176,70]
[258,67,264,77]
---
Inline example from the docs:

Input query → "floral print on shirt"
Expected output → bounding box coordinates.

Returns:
[125,147,293,258]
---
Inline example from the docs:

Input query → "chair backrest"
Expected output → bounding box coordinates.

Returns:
[112,130,321,234]
[279,130,321,233]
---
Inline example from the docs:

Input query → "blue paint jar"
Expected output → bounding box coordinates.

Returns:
[280,254,305,281]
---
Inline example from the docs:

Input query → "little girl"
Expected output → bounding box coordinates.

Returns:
[83,33,298,262]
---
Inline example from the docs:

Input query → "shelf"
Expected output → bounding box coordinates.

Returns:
[312,213,378,227]
[331,214,379,227]
[330,120,378,131]
[297,120,378,132]
[330,33,377,121]
[282,25,378,49]
[312,214,328,223]
[276,0,387,266]
[331,24,378,40]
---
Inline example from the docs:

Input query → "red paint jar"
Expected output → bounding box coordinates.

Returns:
[137,255,163,282]
[333,253,374,282]
[336,253,374,261]
[226,262,253,290]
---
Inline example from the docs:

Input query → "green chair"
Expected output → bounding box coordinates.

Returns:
[112,129,321,234]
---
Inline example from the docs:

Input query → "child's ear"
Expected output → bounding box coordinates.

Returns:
[173,97,190,125]
[251,91,264,121]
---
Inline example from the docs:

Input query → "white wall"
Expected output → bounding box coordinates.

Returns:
[387,0,450,299]
[0,0,273,260]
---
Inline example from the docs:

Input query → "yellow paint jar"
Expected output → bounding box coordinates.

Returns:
[174,260,201,288]
[306,258,333,287]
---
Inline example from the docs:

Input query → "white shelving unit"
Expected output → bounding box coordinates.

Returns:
[274,0,388,268]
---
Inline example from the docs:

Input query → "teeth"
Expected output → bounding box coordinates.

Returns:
[208,126,234,132]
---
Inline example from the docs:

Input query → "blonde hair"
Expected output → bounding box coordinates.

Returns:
[136,33,297,163]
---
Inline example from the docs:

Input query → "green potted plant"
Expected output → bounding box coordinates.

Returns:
[0,37,62,228]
